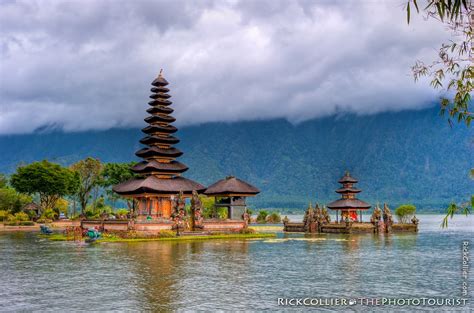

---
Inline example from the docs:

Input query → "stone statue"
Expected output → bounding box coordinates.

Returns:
[321,206,331,224]
[303,203,314,231]
[282,215,289,225]
[370,204,382,225]
[314,204,322,223]
[383,203,393,232]
[411,215,419,225]
[172,191,186,232]
[242,209,251,226]
[344,215,352,229]
[191,190,204,230]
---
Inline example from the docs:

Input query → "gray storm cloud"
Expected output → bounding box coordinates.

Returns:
[0,0,448,134]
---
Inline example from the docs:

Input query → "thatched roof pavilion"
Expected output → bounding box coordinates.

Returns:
[204,176,260,197]
[204,176,259,220]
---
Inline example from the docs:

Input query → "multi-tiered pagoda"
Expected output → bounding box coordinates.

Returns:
[327,171,371,222]
[113,71,205,220]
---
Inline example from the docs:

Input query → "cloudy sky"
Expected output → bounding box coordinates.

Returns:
[0,0,449,134]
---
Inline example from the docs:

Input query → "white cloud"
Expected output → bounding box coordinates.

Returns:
[0,0,449,134]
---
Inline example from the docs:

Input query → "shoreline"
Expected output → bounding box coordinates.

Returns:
[44,232,276,243]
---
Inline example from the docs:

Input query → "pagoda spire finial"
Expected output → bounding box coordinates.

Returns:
[158,69,163,77]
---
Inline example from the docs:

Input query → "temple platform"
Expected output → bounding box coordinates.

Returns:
[81,219,247,234]
[283,221,418,234]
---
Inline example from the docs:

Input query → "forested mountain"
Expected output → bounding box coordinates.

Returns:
[0,107,472,211]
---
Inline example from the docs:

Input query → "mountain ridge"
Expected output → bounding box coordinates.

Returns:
[1,107,472,211]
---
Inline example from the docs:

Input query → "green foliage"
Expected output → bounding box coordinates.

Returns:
[114,208,129,219]
[71,157,103,213]
[442,201,472,228]
[255,210,281,224]
[395,204,417,223]
[100,162,137,209]
[25,209,37,220]
[19,221,34,226]
[5,212,31,225]
[85,196,113,219]
[201,196,219,218]
[37,217,53,224]
[266,212,282,224]
[41,208,58,220]
[406,0,473,126]
[158,230,176,238]
[0,210,11,222]
[10,160,79,212]
[441,168,473,227]
[13,212,30,221]
[0,187,32,213]
[256,210,269,223]
[101,162,137,186]
[0,174,7,188]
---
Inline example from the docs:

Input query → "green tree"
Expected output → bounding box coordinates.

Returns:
[101,162,137,210]
[395,204,417,223]
[55,198,69,216]
[0,174,7,188]
[10,160,79,213]
[256,210,269,223]
[406,0,473,126]
[266,212,282,224]
[70,157,103,214]
[201,196,218,218]
[0,187,32,213]
[407,0,473,226]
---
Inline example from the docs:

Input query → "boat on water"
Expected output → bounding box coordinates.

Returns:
[84,228,101,243]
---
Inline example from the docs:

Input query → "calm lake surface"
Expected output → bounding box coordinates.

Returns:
[1,215,472,312]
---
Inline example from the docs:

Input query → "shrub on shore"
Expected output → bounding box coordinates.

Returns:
[256,210,282,224]
[256,210,269,223]
[395,204,417,223]
[266,212,282,224]
[114,208,129,219]
[0,210,11,222]
[5,212,33,226]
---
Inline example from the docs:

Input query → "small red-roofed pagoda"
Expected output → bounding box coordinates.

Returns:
[327,171,371,222]
[113,71,205,220]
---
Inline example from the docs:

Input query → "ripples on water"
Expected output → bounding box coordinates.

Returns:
[1,215,472,312]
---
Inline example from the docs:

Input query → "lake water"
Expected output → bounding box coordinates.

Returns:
[1,215,472,312]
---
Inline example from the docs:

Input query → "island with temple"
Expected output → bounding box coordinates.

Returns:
[78,71,265,239]
[62,71,419,241]
[283,172,419,234]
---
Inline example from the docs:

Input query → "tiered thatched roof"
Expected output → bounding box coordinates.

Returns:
[113,71,205,196]
[328,172,371,210]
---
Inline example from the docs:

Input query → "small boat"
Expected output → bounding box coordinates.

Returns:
[85,228,101,243]
[40,225,53,235]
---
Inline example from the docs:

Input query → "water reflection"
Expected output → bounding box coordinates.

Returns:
[0,215,472,311]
